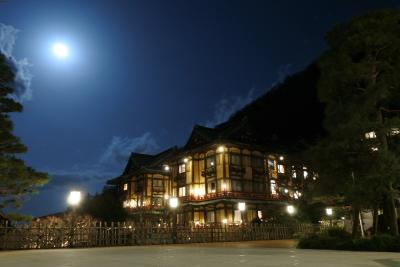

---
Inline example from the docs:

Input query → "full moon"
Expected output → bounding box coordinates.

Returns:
[52,43,69,58]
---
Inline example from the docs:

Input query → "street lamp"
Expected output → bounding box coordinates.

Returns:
[169,197,179,243]
[287,205,295,215]
[67,190,81,248]
[67,191,81,206]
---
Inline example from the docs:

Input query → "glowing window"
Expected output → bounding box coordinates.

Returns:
[179,186,186,197]
[270,180,277,195]
[123,183,128,191]
[268,159,275,170]
[277,164,285,174]
[292,167,297,178]
[365,131,376,139]
[179,163,186,173]
[391,128,400,136]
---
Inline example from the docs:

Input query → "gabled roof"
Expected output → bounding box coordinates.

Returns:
[107,147,179,185]
[183,118,260,150]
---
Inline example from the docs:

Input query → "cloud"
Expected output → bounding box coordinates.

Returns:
[100,133,159,165]
[205,88,255,127]
[271,63,293,87]
[0,23,33,101]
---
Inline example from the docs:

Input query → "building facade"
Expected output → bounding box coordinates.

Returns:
[108,124,313,225]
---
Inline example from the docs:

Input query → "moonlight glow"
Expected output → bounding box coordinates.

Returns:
[52,43,69,58]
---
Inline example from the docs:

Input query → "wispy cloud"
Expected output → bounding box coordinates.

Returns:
[205,88,255,127]
[41,133,160,191]
[0,23,32,101]
[271,63,293,87]
[100,133,159,165]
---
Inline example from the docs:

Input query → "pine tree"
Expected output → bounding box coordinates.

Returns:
[310,10,400,235]
[0,53,48,216]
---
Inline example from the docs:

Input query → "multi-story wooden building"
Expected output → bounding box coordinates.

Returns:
[108,124,312,225]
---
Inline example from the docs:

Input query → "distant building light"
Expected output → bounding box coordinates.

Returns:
[279,156,284,161]
[210,161,215,166]
[123,183,128,191]
[257,210,262,219]
[341,216,345,220]
[238,202,246,211]
[365,131,376,139]
[371,147,379,152]
[326,208,333,216]
[183,158,189,163]
[164,194,170,200]
[391,128,400,136]
[222,218,228,224]
[284,188,289,193]
[164,165,170,171]
[217,146,225,153]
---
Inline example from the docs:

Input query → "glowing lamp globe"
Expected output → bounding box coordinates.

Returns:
[67,191,81,206]
[169,197,179,209]
[286,205,295,215]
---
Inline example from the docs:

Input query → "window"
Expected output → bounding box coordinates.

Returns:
[292,167,297,178]
[252,156,264,168]
[391,128,400,136]
[270,180,277,195]
[208,182,216,193]
[123,183,128,191]
[206,156,215,168]
[365,131,376,139]
[303,167,308,179]
[268,159,276,170]
[234,210,241,222]
[277,164,285,174]
[179,163,186,173]
[153,179,163,187]
[230,154,241,165]
[207,211,215,223]
[231,180,242,192]
[179,186,186,197]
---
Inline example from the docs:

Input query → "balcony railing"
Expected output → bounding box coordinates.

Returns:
[179,191,285,203]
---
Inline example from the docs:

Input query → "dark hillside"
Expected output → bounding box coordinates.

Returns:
[217,64,325,152]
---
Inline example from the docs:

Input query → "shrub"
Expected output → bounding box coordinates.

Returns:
[298,230,400,252]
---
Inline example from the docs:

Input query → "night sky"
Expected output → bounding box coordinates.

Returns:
[0,0,398,216]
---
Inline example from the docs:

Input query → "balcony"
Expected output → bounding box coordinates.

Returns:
[179,191,285,203]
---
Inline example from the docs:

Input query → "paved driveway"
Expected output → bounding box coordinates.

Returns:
[1,240,399,267]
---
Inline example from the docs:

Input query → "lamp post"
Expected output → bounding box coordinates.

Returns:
[169,197,179,243]
[326,208,333,227]
[67,191,81,247]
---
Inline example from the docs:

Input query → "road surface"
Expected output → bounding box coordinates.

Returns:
[1,240,399,267]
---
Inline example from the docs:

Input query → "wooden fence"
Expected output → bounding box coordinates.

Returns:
[0,222,323,250]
